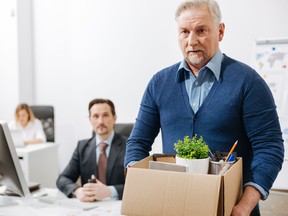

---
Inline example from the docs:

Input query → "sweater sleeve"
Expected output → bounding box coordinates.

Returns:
[242,71,284,194]
[125,75,161,167]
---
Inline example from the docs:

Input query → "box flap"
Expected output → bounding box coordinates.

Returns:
[121,168,221,216]
[149,161,188,172]
[131,154,176,169]
[223,158,243,216]
[131,155,154,169]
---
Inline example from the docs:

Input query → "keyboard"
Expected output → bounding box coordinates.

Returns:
[38,196,98,210]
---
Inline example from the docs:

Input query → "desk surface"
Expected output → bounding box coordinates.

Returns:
[0,188,122,216]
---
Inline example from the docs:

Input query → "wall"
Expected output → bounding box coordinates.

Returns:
[1,0,288,172]
[0,0,19,120]
[0,0,34,122]
[33,0,181,169]
[219,0,288,63]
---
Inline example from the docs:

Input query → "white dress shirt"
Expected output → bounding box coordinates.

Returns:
[9,119,47,142]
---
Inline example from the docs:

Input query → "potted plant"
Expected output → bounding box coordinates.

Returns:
[174,134,210,174]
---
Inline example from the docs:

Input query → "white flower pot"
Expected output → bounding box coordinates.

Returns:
[175,156,210,174]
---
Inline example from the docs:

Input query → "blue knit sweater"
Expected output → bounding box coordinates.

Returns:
[125,55,284,194]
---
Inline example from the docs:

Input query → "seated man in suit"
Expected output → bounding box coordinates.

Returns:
[56,98,126,201]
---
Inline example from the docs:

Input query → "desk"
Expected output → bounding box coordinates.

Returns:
[16,143,59,188]
[0,188,122,216]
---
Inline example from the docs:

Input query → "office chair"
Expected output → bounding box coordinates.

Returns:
[92,123,134,138]
[30,105,55,142]
[114,123,134,138]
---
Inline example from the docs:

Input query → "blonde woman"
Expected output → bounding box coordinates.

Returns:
[9,103,47,144]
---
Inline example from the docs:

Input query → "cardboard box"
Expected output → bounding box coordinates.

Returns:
[121,154,242,216]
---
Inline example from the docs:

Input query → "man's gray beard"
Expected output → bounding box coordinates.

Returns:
[188,54,205,66]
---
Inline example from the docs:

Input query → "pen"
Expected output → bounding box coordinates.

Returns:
[227,153,235,162]
[215,151,222,161]
[209,150,217,161]
[224,140,238,162]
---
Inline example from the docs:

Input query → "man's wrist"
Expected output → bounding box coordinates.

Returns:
[239,186,261,212]
[72,186,81,197]
[244,182,268,200]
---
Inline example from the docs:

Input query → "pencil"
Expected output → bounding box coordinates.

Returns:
[224,140,238,162]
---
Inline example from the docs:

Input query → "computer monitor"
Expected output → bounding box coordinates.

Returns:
[0,121,31,206]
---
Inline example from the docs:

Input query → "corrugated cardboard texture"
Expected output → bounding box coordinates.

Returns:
[122,168,221,216]
[122,155,242,216]
[223,158,242,216]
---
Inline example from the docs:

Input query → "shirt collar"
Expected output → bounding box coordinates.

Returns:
[176,49,223,82]
[96,130,114,146]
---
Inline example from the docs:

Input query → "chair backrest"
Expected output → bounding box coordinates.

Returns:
[30,105,55,142]
[114,123,134,138]
[91,123,134,138]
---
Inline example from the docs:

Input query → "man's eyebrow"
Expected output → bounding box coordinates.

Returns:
[195,23,208,28]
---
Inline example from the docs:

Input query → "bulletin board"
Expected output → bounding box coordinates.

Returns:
[252,38,288,190]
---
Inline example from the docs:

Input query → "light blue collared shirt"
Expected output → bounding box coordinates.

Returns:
[178,49,223,113]
[95,130,119,199]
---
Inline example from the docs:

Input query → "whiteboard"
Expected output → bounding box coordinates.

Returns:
[252,38,288,190]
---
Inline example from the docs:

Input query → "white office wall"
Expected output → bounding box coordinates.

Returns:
[219,0,288,63]
[33,0,181,169]
[0,0,19,121]
[17,0,35,104]
[2,0,287,171]
[0,0,34,122]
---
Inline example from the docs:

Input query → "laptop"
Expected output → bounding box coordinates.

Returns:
[10,129,26,147]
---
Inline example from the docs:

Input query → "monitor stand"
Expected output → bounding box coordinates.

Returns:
[0,196,18,207]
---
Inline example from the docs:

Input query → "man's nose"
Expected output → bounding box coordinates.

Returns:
[188,32,198,46]
[98,116,104,122]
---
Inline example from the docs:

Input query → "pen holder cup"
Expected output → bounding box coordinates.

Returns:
[210,160,235,175]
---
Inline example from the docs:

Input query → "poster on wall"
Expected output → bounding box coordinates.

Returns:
[252,38,288,190]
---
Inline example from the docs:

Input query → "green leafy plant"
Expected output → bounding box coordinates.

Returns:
[174,134,210,159]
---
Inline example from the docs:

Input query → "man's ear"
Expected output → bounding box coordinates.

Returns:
[218,23,225,42]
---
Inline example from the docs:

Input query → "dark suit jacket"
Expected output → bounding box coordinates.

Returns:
[56,133,126,199]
